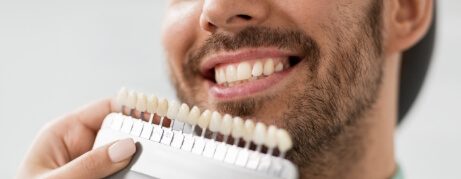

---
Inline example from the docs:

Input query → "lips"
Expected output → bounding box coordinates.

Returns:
[200,48,303,100]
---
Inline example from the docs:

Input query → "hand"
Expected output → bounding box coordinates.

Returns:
[16,98,136,179]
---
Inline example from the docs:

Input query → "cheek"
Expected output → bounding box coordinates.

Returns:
[161,4,201,75]
[275,0,337,56]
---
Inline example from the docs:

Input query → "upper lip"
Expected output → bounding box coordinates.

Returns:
[199,47,302,81]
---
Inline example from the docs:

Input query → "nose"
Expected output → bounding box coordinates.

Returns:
[200,0,270,33]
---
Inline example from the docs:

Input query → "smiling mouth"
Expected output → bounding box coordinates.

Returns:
[200,48,303,100]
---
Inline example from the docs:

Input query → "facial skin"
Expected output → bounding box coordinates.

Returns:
[162,0,433,178]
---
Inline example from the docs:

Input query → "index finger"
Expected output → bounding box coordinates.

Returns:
[67,98,120,132]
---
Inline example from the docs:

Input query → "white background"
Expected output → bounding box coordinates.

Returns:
[0,0,459,178]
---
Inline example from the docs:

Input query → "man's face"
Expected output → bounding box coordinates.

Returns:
[162,0,383,167]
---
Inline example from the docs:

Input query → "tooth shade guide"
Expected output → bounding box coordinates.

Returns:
[126,90,138,115]
[116,87,128,112]
[147,113,170,127]
[158,116,174,128]
[209,111,223,132]
[125,107,284,156]
[121,106,130,116]
[97,115,299,178]
[136,93,148,112]
[168,117,175,128]
[166,100,180,120]
[147,112,155,123]
[109,88,297,176]
[177,103,190,122]
[129,109,144,120]
[189,124,197,136]
[198,126,207,138]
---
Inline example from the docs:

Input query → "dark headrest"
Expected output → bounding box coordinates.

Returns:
[398,4,437,124]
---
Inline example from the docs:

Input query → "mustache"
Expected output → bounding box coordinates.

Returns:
[186,26,321,74]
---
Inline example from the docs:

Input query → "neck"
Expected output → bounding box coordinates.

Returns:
[300,54,400,179]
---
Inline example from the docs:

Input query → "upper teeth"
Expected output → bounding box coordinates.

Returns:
[215,58,287,85]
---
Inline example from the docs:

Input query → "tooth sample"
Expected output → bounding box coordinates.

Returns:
[186,106,201,135]
[136,93,147,112]
[237,62,252,81]
[203,112,222,158]
[243,120,255,148]
[231,117,244,143]
[126,90,138,110]
[116,87,128,108]
[263,59,275,76]
[176,103,190,122]
[147,95,159,113]
[275,63,283,72]
[225,65,237,82]
[214,114,233,160]
[216,68,226,84]
[265,125,278,150]
[187,106,201,126]
[146,95,158,123]
[157,98,168,116]
[209,111,222,134]
[220,114,233,138]
[166,100,180,121]
[276,129,293,157]
[252,61,263,77]
[194,111,211,155]
[253,122,267,149]
[125,91,138,116]
[197,110,212,136]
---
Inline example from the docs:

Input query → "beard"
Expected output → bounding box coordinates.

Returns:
[169,0,383,177]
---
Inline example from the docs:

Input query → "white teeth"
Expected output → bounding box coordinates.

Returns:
[263,59,275,76]
[209,111,222,132]
[197,110,212,130]
[220,114,233,136]
[157,98,168,117]
[136,93,147,112]
[276,129,293,153]
[225,65,237,82]
[216,68,226,84]
[231,117,244,139]
[216,58,289,85]
[116,87,128,107]
[187,106,201,125]
[251,61,263,77]
[166,100,180,119]
[146,95,158,114]
[126,90,138,109]
[237,62,252,81]
[275,63,283,72]
[176,103,190,122]
[265,125,278,148]
[243,119,255,142]
[253,122,267,145]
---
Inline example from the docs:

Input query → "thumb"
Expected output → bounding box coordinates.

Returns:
[47,138,136,179]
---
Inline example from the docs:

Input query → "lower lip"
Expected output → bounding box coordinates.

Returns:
[207,67,294,100]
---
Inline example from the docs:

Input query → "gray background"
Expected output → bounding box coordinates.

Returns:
[0,0,459,178]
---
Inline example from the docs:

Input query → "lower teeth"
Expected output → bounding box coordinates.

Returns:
[222,76,266,87]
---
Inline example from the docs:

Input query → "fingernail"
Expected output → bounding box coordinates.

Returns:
[108,138,136,163]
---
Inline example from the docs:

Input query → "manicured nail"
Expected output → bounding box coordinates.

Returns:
[108,138,136,163]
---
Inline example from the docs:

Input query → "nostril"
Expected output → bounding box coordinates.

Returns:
[236,14,252,20]
[205,21,217,32]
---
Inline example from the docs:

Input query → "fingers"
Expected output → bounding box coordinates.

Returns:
[67,98,118,132]
[46,138,136,179]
